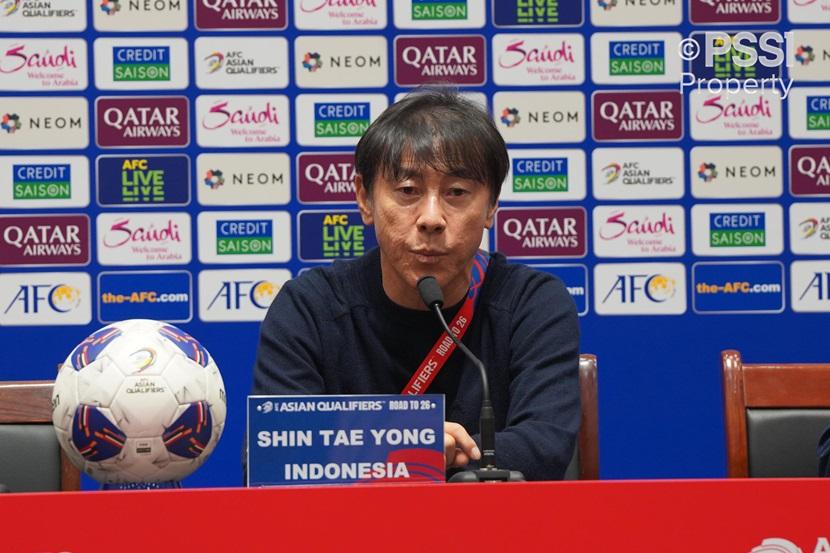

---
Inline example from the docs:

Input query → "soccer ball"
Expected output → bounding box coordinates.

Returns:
[51,319,226,484]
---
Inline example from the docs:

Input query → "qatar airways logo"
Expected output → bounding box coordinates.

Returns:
[395,35,485,86]
[0,40,86,91]
[690,0,779,24]
[196,95,289,147]
[592,91,682,141]
[195,0,286,30]
[96,97,188,148]
[494,34,583,86]
[495,207,586,258]
[690,89,781,140]
[97,212,191,266]
[791,146,830,195]
[297,152,356,203]
[594,205,685,257]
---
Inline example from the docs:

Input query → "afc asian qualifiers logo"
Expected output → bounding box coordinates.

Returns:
[0,214,89,266]
[791,146,830,196]
[690,0,780,24]
[790,202,830,255]
[592,148,684,201]
[592,90,682,141]
[297,152,356,203]
[96,96,188,148]
[394,35,485,86]
[0,39,87,91]
[1,0,86,32]
[195,0,286,30]
[495,207,586,258]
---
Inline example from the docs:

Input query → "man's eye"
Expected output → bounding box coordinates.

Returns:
[398,186,416,195]
[448,188,469,197]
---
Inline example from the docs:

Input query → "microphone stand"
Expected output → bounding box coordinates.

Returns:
[417,277,525,483]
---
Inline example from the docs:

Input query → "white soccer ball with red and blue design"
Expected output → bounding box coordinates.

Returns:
[51,319,226,484]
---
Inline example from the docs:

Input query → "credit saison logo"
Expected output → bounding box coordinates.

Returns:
[412,0,467,20]
[609,40,664,76]
[297,152,356,203]
[12,163,70,200]
[593,91,682,141]
[195,0,286,29]
[395,35,485,86]
[96,97,188,147]
[97,155,189,206]
[791,146,830,194]
[216,220,273,255]
[314,102,369,138]
[0,40,84,90]
[112,46,169,81]
[511,157,568,193]
[710,212,765,247]
[0,215,89,266]
[690,0,779,24]
[808,96,830,131]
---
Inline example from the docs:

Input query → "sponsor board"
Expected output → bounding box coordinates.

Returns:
[690,146,783,199]
[790,202,830,254]
[0,96,88,150]
[592,148,684,200]
[97,154,190,207]
[394,0,485,29]
[593,205,685,258]
[294,0,387,29]
[195,37,288,90]
[591,33,682,84]
[492,0,583,27]
[594,263,687,315]
[98,270,192,323]
[494,206,586,258]
[295,94,387,146]
[97,212,191,266]
[394,35,486,86]
[197,152,290,206]
[692,261,785,314]
[688,31,783,81]
[393,90,487,106]
[790,145,830,196]
[0,156,89,208]
[93,38,188,90]
[501,149,586,201]
[297,151,356,204]
[788,30,830,82]
[689,0,780,24]
[788,0,830,23]
[528,264,588,316]
[493,91,585,144]
[295,36,388,89]
[0,38,87,91]
[0,272,91,326]
[791,260,830,312]
[0,214,89,266]
[590,0,682,27]
[96,96,188,148]
[0,0,85,32]
[592,90,682,142]
[195,0,287,29]
[199,268,291,321]
[492,33,585,86]
[691,203,783,256]
[196,94,290,147]
[94,0,187,31]
[690,89,782,141]
[788,87,830,139]
[197,211,291,264]
[297,210,378,261]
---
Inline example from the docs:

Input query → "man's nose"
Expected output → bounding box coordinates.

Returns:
[416,194,446,233]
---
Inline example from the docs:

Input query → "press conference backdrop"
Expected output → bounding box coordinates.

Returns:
[1,0,829,486]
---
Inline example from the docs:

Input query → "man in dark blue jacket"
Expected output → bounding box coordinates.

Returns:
[252,89,580,480]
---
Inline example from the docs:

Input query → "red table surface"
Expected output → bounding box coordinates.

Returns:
[1,478,828,553]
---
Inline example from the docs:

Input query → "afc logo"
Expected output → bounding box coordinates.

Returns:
[602,273,676,304]
[799,272,830,301]
[4,283,81,314]
[206,280,276,311]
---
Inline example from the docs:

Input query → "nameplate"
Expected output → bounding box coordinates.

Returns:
[247,394,445,487]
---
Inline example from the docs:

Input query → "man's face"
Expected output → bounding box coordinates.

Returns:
[356,165,497,309]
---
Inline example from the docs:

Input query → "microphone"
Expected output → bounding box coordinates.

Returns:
[416,276,525,483]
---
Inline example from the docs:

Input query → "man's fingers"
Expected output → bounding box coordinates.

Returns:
[444,422,481,461]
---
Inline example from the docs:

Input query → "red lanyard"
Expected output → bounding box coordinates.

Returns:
[401,251,489,396]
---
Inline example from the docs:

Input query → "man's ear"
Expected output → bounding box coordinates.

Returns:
[484,200,498,230]
[355,174,374,225]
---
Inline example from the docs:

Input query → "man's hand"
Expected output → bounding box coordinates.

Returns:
[444,422,481,468]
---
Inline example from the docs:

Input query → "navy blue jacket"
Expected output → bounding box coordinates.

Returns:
[253,248,580,480]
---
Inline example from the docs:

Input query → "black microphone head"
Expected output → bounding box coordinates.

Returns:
[416,276,444,309]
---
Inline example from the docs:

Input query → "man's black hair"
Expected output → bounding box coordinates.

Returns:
[355,88,508,205]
